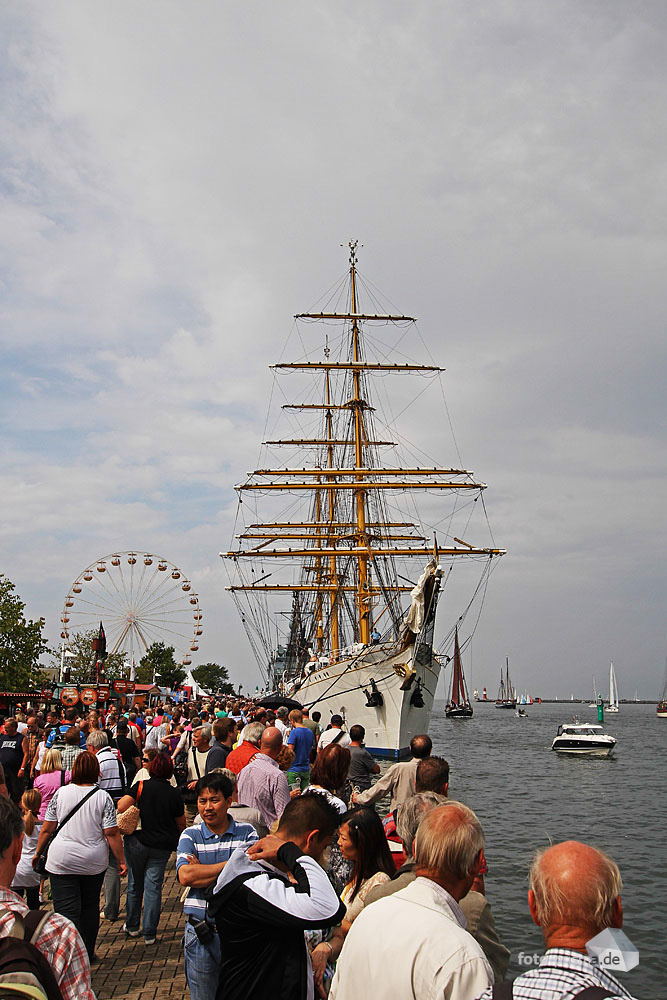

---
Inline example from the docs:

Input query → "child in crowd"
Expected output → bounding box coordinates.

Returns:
[11,788,42,909]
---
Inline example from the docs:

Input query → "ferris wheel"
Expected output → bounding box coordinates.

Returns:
[61,552,203,667]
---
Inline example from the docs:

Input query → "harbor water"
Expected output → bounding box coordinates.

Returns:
[421,700,665,995]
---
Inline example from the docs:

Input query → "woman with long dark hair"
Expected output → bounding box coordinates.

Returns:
[309,806,395,995]
[336,807,395,923]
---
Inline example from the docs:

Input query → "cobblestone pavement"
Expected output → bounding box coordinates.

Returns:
[92,859,187,1000]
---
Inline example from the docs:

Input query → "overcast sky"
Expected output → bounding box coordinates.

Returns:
[2,1,665,699]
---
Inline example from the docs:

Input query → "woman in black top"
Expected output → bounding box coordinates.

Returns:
[116,753,186,943]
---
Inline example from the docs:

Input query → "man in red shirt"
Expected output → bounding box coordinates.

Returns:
[225,722,265,775]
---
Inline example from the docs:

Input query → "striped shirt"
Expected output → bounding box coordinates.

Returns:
[475,948,636,1000]
[96,746,126,800]
[176,817,258,921]
[237,752,290,827]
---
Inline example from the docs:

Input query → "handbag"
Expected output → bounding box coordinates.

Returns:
[33,786,99,875]
[116,781,143,835]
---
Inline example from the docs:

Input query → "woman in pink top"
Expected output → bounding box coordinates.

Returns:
[34,748,71,820]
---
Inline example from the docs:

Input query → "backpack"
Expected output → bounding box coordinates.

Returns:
[49,727,67,751]
[0,907,64,1000]
[173,731,192,790]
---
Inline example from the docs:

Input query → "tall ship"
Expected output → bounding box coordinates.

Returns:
[495,657,517,709]
[223,244,505,757]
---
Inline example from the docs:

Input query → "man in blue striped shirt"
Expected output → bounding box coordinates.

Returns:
[177,772,258,1000]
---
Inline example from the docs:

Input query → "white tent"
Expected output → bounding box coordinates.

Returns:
[184,670,209,699]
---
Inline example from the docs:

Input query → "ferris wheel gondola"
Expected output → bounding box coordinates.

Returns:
[61,552,202,667]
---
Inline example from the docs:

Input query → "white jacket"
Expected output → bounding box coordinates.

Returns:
[330,876,493,1000]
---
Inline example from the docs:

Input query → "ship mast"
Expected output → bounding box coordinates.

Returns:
[349,242,371,645]
[224,242,505,675]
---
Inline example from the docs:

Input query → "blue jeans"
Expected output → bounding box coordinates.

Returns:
[183,920,221,1000]
[124,836,171,939]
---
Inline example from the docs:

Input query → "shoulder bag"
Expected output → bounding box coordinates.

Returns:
[116,780,144,836]
[33,786,99,876]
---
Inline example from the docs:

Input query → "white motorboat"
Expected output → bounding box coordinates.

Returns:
[551,722,616,756]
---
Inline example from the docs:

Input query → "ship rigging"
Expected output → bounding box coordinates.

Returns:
[222,243,505,755]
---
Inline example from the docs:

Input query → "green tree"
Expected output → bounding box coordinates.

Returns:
[0,574,49,690]
[191,662,235,695]
[49,629,126,685]
[137,642,185,689]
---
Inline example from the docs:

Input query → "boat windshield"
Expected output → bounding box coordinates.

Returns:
[560,726,601,736]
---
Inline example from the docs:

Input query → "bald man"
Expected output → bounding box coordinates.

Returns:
[237,726,291,828]
[475,840,637,1000]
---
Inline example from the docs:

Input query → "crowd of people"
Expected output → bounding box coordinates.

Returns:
[0,698,637,1000]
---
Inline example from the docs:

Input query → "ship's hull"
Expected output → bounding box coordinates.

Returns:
[445,703,473,719]
[551,738,616,756]
[286,641,440,759]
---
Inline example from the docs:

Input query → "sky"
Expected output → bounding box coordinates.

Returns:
[1,1,666,699]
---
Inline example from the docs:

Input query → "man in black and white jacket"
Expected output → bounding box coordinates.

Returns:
[210,794,345,1000]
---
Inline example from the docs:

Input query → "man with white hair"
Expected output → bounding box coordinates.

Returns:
[475,841,637,1000]
[225,721,265,775]
[274,705,290,744]
[365,793,510,983]
[87,729,126,921]
[330,803,493,1000]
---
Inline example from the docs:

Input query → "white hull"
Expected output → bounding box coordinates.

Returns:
[552,744,615,757]
[287,641,440,758]
[551,723,616,757]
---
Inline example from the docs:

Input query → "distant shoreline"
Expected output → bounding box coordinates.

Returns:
[463,699,660,705]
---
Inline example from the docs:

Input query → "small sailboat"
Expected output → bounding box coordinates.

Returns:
[607,661,619,713]
[657,653,667,718]
[587,677,598,708]
[445,629,473,718]
[495,656,517,709]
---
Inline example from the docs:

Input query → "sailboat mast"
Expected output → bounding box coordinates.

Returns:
[349,242,371,645]
[452,629,463,702]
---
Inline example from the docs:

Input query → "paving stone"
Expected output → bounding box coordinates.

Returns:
[92,861,188,1000]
